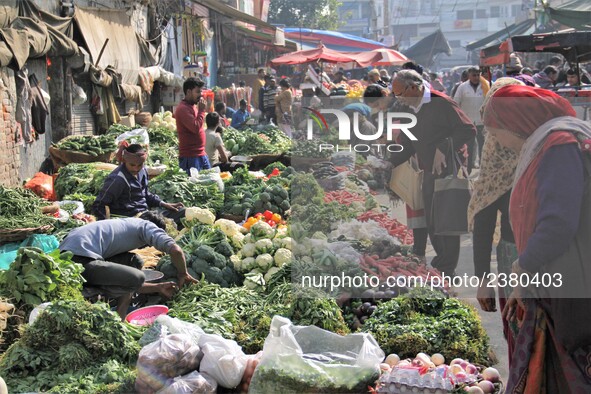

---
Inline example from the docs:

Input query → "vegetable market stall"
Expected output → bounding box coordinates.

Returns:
[0,112,501,393]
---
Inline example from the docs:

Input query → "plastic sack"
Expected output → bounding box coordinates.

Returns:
[156,315,205,345]
[135,333,202,393]
[116,128,150,147]
[248,316,384,394]
[156,371,217,394]
[189,167,224,192]
[24,172,56,200]
[57,200,85,215]
[72,83,87,105]
[29,302,52,324]
[198,333,247,389]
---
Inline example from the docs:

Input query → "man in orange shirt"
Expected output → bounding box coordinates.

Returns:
[173,78,210,174]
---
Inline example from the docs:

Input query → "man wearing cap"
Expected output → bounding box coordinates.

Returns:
[389,69,476,276]
[174,77,210,174]
[92,144,185,224]
[506,53,536,86]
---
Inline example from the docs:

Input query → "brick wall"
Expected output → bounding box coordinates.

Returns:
[0,68,20,187]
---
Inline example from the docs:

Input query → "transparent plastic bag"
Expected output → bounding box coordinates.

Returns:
[136,333,201,393]
[155,315,205,345]
[156,371,217,394]
[189,167,224,192]
[249,316,384,394]
[116,128,150,147]
[198,333,247,389]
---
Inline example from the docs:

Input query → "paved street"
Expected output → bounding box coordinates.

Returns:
[385,197,509,382]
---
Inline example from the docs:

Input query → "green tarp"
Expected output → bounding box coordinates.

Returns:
[547,0,591,29]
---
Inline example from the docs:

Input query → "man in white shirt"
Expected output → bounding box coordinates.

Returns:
[453,66,485,173]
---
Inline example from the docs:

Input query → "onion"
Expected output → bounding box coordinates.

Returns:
[385,354,400,367]
[450,358,464,366]
[431,353,445,366]
[466,387,485,394]
[482,367,500,383]
[415,352,435,368]
[478,380,495,393]
[398,360,412,368]
[460,361,469,369]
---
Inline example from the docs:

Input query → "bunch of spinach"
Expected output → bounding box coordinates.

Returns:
[54,163,110,200]
[0,300,140,393]
[149,167,224,214]
[361,288,491,364]
[0,247,85,310]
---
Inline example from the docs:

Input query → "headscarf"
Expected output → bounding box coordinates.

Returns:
[483,85,576,137]
[467,78,524,231]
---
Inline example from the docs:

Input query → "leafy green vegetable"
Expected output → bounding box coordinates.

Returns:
[361,288,491,364]
[0,300,139,393]
[0,248,85,310]
[54,163,111,200]
[149,167,224,214]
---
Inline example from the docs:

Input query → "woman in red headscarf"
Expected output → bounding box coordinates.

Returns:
[483,85,591,392]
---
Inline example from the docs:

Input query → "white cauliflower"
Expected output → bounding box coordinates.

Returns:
[230,254,242,271]
[185,207,215,225]
[264,267,281,282]
[242,243,256,258]
[241,257,256,271]
[251,221,275,239]
[214,219,244,237]
[255,253,274,270]
[273,248,292,267]
[255,238,274,254]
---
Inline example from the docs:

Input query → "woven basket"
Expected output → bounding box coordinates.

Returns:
[135,112,152,127]
[0,225,53,243]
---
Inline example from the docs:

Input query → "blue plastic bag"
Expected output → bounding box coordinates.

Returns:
[0,234,59,270]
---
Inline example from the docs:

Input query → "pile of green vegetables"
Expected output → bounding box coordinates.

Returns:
[222,125,291,156]
[166,280,348,354]
[148,167,224,214]
[290,139,332,159]
[0,248,85,311]
[157,223,241,287]
[361,288,491,365]
[54,135,117,156]
[0,186,55,230]
[0,300,139,393]
[146,126,179,167]
[147,126,178,146]
[54,163,111,201]
[289,174,357,235]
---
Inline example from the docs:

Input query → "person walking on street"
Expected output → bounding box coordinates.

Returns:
[533,65,559,89]
[59,212,197,319]
[453,67,486,172]
[262,77,278,124]
[251,68,266,111]
[275,78,293,137]
[174,78,210,174]
[389,70,476,276]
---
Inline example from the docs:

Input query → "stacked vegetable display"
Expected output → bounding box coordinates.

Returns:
[0,186,55,231]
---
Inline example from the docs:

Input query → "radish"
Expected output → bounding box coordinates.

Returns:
[482,367,500,383]
[449,364,463,375]
[455,371,467,381]
[466,364,479,375]
[431,353,445,366]
[466,387,484,394]
[478,380,495,393]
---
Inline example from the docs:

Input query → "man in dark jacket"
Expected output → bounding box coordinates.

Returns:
[390,70,476,275]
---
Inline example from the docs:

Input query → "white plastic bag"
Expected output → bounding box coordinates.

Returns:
[116,128,150,147]
[249,316,384,393]
[155,315,205,345]
[198,333,247,389]
[135,334,202,393]
[189,167,224,192]
[72,83,87,105]
[156,371,217,394]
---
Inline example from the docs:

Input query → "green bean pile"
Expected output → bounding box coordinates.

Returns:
[0,186,55,230]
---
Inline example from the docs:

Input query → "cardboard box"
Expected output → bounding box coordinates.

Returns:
[119,115,135,128]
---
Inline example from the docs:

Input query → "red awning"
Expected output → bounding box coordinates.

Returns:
[354,48,409,67]
[270,45,360,66]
